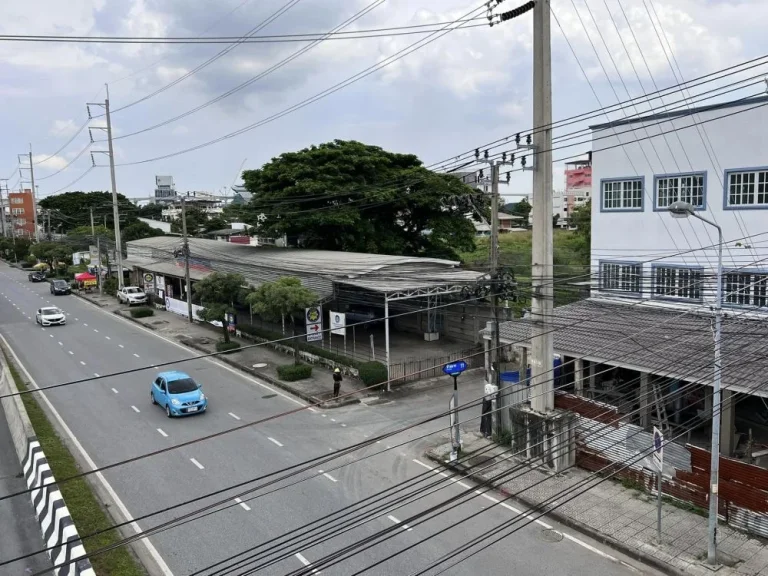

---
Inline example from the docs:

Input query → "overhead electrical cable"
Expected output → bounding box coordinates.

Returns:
[36,142,91,181]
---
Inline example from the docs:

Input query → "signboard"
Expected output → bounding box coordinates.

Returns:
[652,427,664,472]
[443,360,468,377]
[330,312,346,336]
[143,272,155,295]
[305,306,323,342]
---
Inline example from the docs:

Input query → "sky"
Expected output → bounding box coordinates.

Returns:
[0,0,766,203]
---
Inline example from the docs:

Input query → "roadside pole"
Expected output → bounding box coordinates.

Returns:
[97,236,103,297]
[443,360,467,462]
[653,426,664,545]
[181,197,193,323]
[28,146,40,243]
[90,207,95,237]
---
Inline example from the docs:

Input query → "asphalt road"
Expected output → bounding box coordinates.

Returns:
[0,262,662,576]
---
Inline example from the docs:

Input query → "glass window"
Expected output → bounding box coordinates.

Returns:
[602,179,643,211]
[653,266,702,300]
[727,170,768,207]
[656,174,705,209]
[600,262,642,294]
[723,272,768,307]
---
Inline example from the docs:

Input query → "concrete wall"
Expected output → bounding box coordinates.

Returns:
[591,98,768,310]
[0,356,96,576]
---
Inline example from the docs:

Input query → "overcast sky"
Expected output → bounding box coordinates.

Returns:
[1,0,765,202]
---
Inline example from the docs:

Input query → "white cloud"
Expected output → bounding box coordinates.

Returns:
[33,154,69,171]
[50,120,80,138]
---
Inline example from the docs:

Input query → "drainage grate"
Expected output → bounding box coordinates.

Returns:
[539,529,564,543]
[262,394,278,399]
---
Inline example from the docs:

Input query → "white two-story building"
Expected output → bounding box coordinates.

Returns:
[486,95,768,461]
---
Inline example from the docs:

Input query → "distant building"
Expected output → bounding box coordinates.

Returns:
[154,176,177,201]
[8,189,36,238]
[230,185,252,205]
[563,157,592,225]
[525,190,567,228]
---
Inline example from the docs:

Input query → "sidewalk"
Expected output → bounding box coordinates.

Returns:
[74,292,378,407]
[426,432,768,576]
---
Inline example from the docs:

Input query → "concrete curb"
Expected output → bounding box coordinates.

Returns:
[0,343,97,576]
[424,451,688,576]
[71,291,109,307]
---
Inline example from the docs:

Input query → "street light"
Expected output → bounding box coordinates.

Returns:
[668,200,722,566]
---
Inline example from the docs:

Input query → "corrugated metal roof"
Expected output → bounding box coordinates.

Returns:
[484,298,768,397]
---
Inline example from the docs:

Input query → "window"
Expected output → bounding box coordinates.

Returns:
[10,197,23,204]
[653,266,702,300]
[726,169,768,208]
[723,272,768,307]
[601,178,643,211]
[655,173,705,209]
[600,262,642,294]
[15,218,26,225]
[11,208,24,215]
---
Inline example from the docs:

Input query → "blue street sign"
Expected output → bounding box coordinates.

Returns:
[443,360,468,376]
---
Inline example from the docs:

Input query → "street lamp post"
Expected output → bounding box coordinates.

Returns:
[668,200,722,565]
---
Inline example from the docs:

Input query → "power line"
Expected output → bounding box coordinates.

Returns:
[36,142,91,181]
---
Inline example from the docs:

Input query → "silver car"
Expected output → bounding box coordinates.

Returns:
[36,306,66,327]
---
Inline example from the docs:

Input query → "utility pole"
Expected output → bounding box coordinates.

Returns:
[181,197,193,323]
[90,207,95,237]
[97,236,103,297]
[87,83,124,289]
[529,0,555,414]
[28,146,39,242]
[46,209,51,240]
[0,179,7,238]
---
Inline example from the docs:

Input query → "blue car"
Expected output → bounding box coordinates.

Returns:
[150,371,208,418]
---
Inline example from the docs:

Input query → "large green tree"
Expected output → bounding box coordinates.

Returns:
[239,140,484,259]
[193,273,245,343]
[0,237,32,262]
[39,191,138,233]
[31,241,71,270]
[170,205,226,235]
[246,277,317,363]
[122,221,165,242]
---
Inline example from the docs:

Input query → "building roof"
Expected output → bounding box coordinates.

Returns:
[483,298,768,397]
[589,95,768,131]
[125,236,486,298]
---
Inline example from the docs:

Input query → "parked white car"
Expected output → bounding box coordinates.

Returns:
[117,286,148,306]
[36,307,66,326]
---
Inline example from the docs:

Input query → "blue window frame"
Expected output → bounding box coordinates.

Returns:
[653,172,706,211]
[723,167,768,210]
[722,269,768,308]
[599,261,642,295]
[651,265,704,302]
[600,177,644,212]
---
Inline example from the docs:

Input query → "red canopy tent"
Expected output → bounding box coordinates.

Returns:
[75,272,97,286]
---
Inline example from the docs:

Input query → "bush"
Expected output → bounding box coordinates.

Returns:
[103,277,118,296]
[129,307,154,318]
[215,341,241,354]
[25,254,37,267]
[358,361,388,387]
[277,364,312,382]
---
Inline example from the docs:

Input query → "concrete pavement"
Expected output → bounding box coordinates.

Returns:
[0,261,660,576]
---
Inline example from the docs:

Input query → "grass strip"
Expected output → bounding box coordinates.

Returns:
[4,353,146,576]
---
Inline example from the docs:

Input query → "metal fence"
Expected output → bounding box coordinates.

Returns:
[388,346,483,384]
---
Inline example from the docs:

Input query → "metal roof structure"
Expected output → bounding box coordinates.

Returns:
[125,236,488,299]
[482,299,768,398]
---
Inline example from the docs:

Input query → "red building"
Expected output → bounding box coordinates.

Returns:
[8,189,36,238]
[563,157,593,221]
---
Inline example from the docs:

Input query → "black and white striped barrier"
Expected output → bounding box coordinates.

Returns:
[23,440,96,576]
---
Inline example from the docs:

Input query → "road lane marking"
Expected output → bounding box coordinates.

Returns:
[330,418,336,422]
[50,334,53,338]
[235,497,251,511]
[105,336,111,340]
[94,373,100,377]
[340,423,347,427]
[111,388,119,394]
[83,323,87,326]
[133,353,140,358]
[294,553,319,574]
[58,342,63,346]
[131,406,140,413]
[80,361,86,366]
[307,407,317,413]
[0,336,174,576]
[268,437,283,447]
[157,429,168,438]
[387,515,413,532]
[190,458,205,470]
[68,351,74,355]
[228,412,241,420]
[318,470,337,483]
[118,344,124,348]
[93,329,98,333]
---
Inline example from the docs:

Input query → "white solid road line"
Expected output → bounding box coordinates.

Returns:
[294,553,320,574]
[157,429,168,438]
[111,388,119,394]
[80,361,86,366]
[133,353,140,358]
[0,336,175,576]
[268,437,284,447]
[131,405,140,413]
[68,351,74,355]
[190,458,205,470]
[409,459,618,562]
[228,412,241,420]
[234,497,251,511]
[318,470,337,483]
[387,515,414,532]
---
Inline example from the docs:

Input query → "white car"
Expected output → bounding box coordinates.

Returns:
[117,286,148,306]
[36,307,66,327]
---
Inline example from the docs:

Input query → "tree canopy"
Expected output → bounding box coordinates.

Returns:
[31,241,71,270]
[122,221,165,243]
[239,140,485,259]
[193,272,245,343]
[0,237,31,262]
[170,205,227,236]
[39,191,138,233]
[246,277,317,334]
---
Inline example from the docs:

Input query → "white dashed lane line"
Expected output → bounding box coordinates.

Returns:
[105,336,111,340]
[157,428,168,438]
[131,405,140,413]
[294,553,319,574]
[94,373,100,377]
[111,388,119,394]
[79,361,86,366]
[268,437,283,447]
[228,412,241,420]
[190,458,205,470]
[68,351,74,355]
[58,342,63,346]
[318,470,337,483]
[133,353,140,358]
[93,329,98,333]
[234,498,251,511]
[387,515,413,532]
[118,344,124,348]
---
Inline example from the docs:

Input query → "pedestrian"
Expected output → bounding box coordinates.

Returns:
[480,382,494,438]
[333,368,342,398]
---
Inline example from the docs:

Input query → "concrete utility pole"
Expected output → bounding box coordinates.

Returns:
[28,146,39,243]
[46,209,51,240]
[529,0,555,414]
[181,197,193,323]
[90,207,95,237]
[87,83,124,288]
[0,179,7,238]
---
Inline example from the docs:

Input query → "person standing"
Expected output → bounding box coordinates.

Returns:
[333,368,342,398]
[480,382,494,438]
